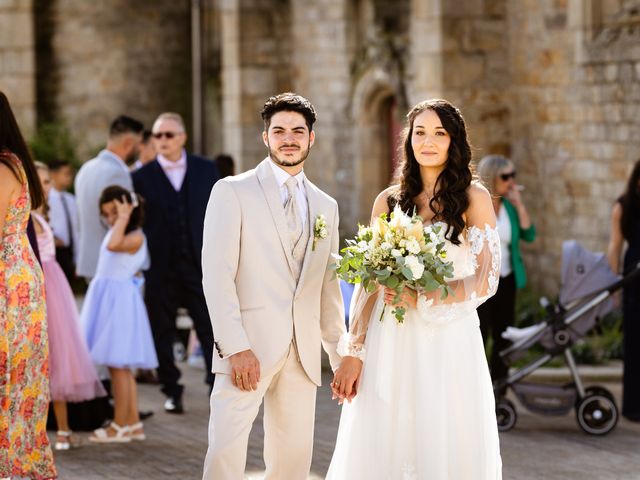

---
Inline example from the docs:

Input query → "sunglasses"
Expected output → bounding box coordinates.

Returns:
[152,131,181,139]
[499,171,516,181]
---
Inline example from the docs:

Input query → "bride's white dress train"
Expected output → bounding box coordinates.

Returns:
[326,224,502,480]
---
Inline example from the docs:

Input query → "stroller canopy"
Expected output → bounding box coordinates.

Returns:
[560,240,620,307]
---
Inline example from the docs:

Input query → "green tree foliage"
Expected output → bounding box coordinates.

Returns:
[28,122,78,167]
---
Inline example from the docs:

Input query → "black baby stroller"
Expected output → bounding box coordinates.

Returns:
[493,240,640,436]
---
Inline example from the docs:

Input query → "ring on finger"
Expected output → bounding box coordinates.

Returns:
[235,374,242,380]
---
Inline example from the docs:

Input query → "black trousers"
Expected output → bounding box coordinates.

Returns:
[55,246,76,284]
[478,273,516,386]
[145,260,214,398]
[623,278,640,420]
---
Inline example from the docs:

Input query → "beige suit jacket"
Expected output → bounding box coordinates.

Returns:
[201,158,345,386]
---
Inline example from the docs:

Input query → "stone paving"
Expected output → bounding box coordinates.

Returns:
[54,362,640,479]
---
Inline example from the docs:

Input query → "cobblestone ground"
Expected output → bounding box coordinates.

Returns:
[54,362,640,479]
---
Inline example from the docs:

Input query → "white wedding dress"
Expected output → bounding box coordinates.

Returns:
[326,224,502,480]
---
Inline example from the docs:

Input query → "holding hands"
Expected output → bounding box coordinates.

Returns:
[331,285,418,404]
[331,356,362,404]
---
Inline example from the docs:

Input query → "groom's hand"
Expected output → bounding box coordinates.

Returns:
[229,349,261,391]
[331,356,363,404]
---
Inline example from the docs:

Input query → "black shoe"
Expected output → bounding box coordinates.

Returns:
[139,410,154,420]
[164,395,184,414]
[135,369,159,384]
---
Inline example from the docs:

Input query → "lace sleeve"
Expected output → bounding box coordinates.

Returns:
[336,284,380,362]
[418,224,501,311]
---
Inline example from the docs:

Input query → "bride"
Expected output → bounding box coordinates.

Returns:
[327,99,502,479]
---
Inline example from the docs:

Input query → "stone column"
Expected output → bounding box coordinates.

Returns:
[218,0,244,168]
[408,0,445,104]
[442,0,510,155]
[0,0,36,134]
[290,0,355,231]
[218,0,294,171]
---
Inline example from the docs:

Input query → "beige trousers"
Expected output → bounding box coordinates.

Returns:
[202,344,317,480]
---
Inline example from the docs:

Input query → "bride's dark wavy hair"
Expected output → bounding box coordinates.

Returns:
[388,99,473,245]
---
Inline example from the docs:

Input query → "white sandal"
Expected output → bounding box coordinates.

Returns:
[54,430,73,450]
[89,421,131,443]
[128,421,146,441]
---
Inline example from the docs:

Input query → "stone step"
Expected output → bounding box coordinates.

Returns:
[515,361,623,383]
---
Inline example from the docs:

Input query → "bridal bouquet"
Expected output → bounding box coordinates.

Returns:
[334,205,454,323]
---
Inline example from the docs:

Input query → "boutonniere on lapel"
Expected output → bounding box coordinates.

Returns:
[312,214,328,251]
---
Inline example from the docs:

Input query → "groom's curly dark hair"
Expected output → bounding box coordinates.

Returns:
[388,99,474,246]
[261,92,317,132]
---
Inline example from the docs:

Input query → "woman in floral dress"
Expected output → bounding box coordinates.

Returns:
[0,91,57,479]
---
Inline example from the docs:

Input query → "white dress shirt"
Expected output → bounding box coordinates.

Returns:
[268,158,308,227]
[157,150,187,191]
[131,159,143,171]
[48,187,79,256]
[497,202,513,277]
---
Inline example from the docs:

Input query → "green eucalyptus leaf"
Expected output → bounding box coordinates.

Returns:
[400,267,413,280]
[374,269,391,280]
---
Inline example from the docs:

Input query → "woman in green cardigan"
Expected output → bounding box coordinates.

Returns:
[477,155,536,390]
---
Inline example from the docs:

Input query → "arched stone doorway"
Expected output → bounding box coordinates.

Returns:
[352,68,403,226]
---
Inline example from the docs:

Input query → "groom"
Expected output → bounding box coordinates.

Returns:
[201,93,346,479]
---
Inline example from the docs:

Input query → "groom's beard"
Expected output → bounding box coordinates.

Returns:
[268,142,311,168]
[125,148,139,166]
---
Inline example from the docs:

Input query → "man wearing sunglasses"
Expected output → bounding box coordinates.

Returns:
[132,112,220,414]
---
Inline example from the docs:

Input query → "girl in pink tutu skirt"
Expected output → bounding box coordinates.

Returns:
[33,162,107,450]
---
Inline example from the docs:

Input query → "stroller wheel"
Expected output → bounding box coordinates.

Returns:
[576,393,618,435]
[584,386,615,402]
[496,399,517,432]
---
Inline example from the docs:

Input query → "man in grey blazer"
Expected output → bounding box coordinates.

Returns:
[201,93,346,479]
[75,115,144,279]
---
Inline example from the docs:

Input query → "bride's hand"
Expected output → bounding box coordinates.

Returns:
[383,287,417,309]
[331,356,362,404]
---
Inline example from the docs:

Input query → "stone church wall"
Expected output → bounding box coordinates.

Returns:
[34,0,192,158]
[506,0,640,291]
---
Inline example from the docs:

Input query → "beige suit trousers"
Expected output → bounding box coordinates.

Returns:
[202,343,317,480]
